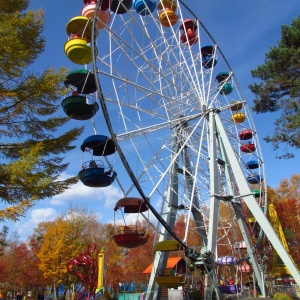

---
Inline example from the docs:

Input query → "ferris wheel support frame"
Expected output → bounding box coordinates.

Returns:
[207,109,265,295]
[89,0,300,296]
[146,132,180,299]
[212,110,300,289]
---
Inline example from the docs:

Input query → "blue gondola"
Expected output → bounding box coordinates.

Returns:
[246,160,259,169]
[78,160,117,187]
[219,83,233,95]
[216,72,231,83]
[134,0,156,15]
[216,71,233,95]
[201,45,217,69]
[247,174,263,184]
[80,135,115,156]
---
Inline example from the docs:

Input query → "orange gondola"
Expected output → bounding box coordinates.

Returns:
[158,0,178,27]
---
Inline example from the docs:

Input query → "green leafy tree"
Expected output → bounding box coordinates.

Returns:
[0,0,83,222]
[249,16,300,158]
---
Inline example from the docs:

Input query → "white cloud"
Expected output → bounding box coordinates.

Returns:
[14,207,58,239]
[50,181,123,209]
[30,207,57,222]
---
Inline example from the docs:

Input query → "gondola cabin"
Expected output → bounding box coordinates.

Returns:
[230,100,243,111]
[114,197,148,213]
[64,36,92,65]
[216,72,233,95]
[61,92,99,120]
[158,10,178,27]
[233,241,247,250]
[113,225,148,248]
[246,160,259,169]
[218,285,242,295]
[154,240,181,252]
[238,129,253,140]
[64,69,97,94]
[81,2,111,29]
[113,197,149,248]
[220,83,233,95]
[157,0,177,11]
[201,45,217,69]
[83,0,110,10]
[240,143,256,153]
[157,0,178,27]
[237,264,251,273]
[78,160,117,187]
[252,189,262,198]
[216,72,231,84]
[247,174,263,184]
[217,256,237,266]
[143,257,187,288]
[157,0,178,26]
[80,135,115,156]
[180,19,198,45]
[230,113,246,124]
[66,16,94,42]
[218,256,242,295]
[110,0,133,14]
[134,0,156,16]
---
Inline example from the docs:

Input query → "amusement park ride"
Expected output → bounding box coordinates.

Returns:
[61,0,300,299]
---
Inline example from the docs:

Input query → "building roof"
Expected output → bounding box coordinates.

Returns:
[143,257,183,274]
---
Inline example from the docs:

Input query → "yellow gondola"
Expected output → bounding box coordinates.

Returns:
[230,112,246,124]
[155,275,186,288]
[154,240,181,252]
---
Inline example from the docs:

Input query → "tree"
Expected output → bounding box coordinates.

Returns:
[275,174,300,267]
[276,198,300,266]
[0,0,83,222]
[0,232,49,299]
[37,205,104,299]
[249,16,300,158]
[275,174,300,201]
[121,220,155,291]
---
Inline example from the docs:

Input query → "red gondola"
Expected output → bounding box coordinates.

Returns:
[113,198,149,248]
[238,129,253,140]
[240,143,255,153]
[180,19,198,45]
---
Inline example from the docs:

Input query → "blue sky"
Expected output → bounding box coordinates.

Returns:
[8,0,300,240]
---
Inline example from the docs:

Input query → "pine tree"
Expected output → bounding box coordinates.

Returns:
[249,16,300,158]
[0,0,83,221]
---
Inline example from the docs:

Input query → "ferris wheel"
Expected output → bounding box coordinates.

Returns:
[62,0,300,298]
